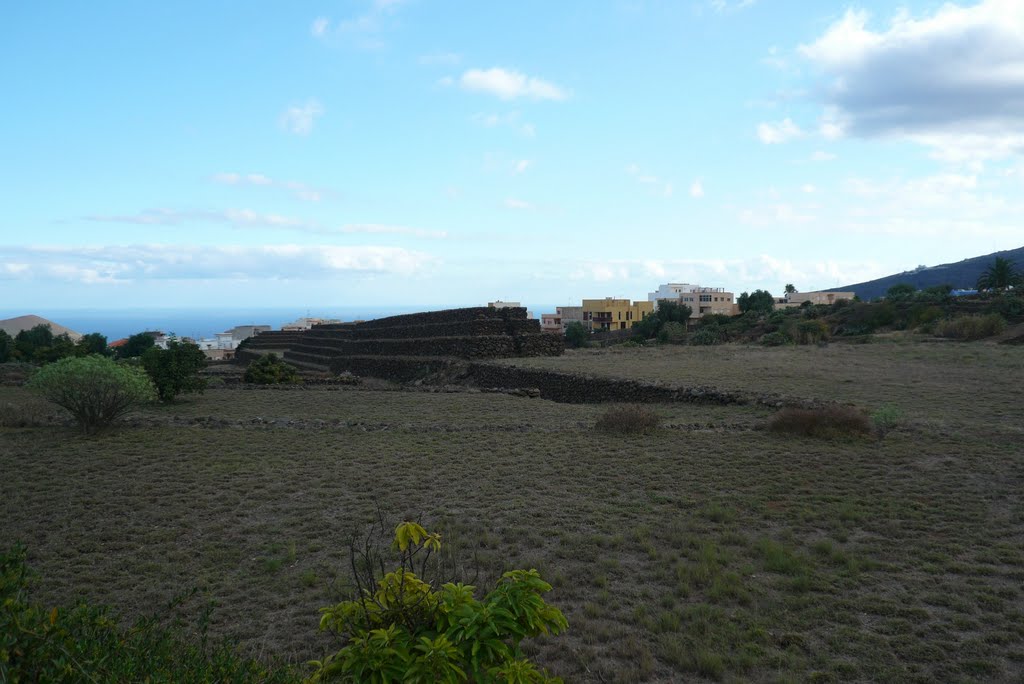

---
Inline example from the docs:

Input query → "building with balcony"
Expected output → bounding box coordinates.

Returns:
[540,306,584,333]
[648,284,735,318]
[581,298,653,331]
[774,291,855,309]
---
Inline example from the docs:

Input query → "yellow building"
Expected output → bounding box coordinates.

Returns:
[581,298,654,331]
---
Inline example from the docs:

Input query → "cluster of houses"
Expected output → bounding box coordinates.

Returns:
[538,283,855,333]
[120,287,857,359]
[109,317,343,361]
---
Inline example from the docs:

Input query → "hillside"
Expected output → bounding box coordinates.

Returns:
[0,314,82,341]
[830,246,1024,300]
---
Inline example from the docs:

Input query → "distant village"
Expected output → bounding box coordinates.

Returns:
[118,283,857,361]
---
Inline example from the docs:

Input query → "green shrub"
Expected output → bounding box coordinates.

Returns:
[312,521,567,683]
[907,305,944,332]
[690,326,725,346]
[792,319,829,345]
[141,341,208,402]
[564,321,589,349]
[760,331,791,347]
[871,404,902,436]
[767,406,872,439]
[27,355,156,434]
[657,321,687,344]
[244,354,300,384]
[934,314,1006,341]
[0,544,295,683]
[595,405,662,434]
[988,294,1024,319]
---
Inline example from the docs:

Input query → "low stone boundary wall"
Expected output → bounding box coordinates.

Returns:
[464,363,751,405]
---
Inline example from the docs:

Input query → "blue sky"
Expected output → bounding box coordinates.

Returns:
[2,0,1023,311]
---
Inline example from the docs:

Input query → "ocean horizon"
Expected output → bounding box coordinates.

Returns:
[1,305,558,341]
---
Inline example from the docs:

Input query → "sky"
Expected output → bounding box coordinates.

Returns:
[2,0,1023,312]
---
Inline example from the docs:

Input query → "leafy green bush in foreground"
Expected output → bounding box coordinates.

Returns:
[312,522,568,683]
[0,544,296,683]
[27,355,157,434]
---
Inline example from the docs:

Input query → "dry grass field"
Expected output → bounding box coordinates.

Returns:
[2,340,1023,682]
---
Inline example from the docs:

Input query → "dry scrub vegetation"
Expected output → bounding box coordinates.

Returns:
[2,341,1023,682]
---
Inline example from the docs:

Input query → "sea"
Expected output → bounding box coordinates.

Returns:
[2,305,557,341]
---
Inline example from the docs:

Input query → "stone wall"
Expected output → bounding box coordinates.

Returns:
[464,363,751,405]
[236,306,563,370]
[302,318,540,341]
[332,306,528,330]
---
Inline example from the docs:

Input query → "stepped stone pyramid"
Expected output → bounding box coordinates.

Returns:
[237,306,564,379]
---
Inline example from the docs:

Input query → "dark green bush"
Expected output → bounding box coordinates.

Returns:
[595,405,662,434]
[767,406,872,439]
[760,331,791,347]
[564,321,589,348]
[690,326,725,346]
[0,544,295,683]
[244,353,300,384]
[657,321,687,344]
[141,341,208,402]
[934,314,1006,341]
[27,356,157,434]
[792,319,829,345]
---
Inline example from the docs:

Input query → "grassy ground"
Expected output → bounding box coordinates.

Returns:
[2,341,1023,682]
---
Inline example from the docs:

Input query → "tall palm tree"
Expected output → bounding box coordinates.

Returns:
[976,257,1021,291]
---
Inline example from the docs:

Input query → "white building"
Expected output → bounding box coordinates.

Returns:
[648,283,736,318]
[281,317,341,331]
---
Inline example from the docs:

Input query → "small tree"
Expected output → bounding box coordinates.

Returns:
[312,521,568,683]
[976,257,1021,291]
[141,341,207,402]
[738,290,774,316]
[28,356,156,434]
[0,330,12,363]
[116,332,156,359]
[244,353,300,384]
[784,283,797,295]
[75,332,109,357]
[885,283,917,301]
[563,321,589,349]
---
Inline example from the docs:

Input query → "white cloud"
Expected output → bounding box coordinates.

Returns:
[419,52,461,66]
[626,163,674,197]
[504,198,533,210]
[798,1,1024,160]
[470,111,536,137]
[84,208,447,239]
[757,118,802,144]
[709,0,758,13]
[513,159,531,174]
[810,150,837,161]
[280,99,324,135]
[310,17,329,37]
[0,244,435,283]
[689,179,705,198]
[458,68,568,101]
[801,184,816,193]
[339,224,448,239]
[213,172,324,202]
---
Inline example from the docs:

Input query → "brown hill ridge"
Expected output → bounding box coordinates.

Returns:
[0,315,82,341]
